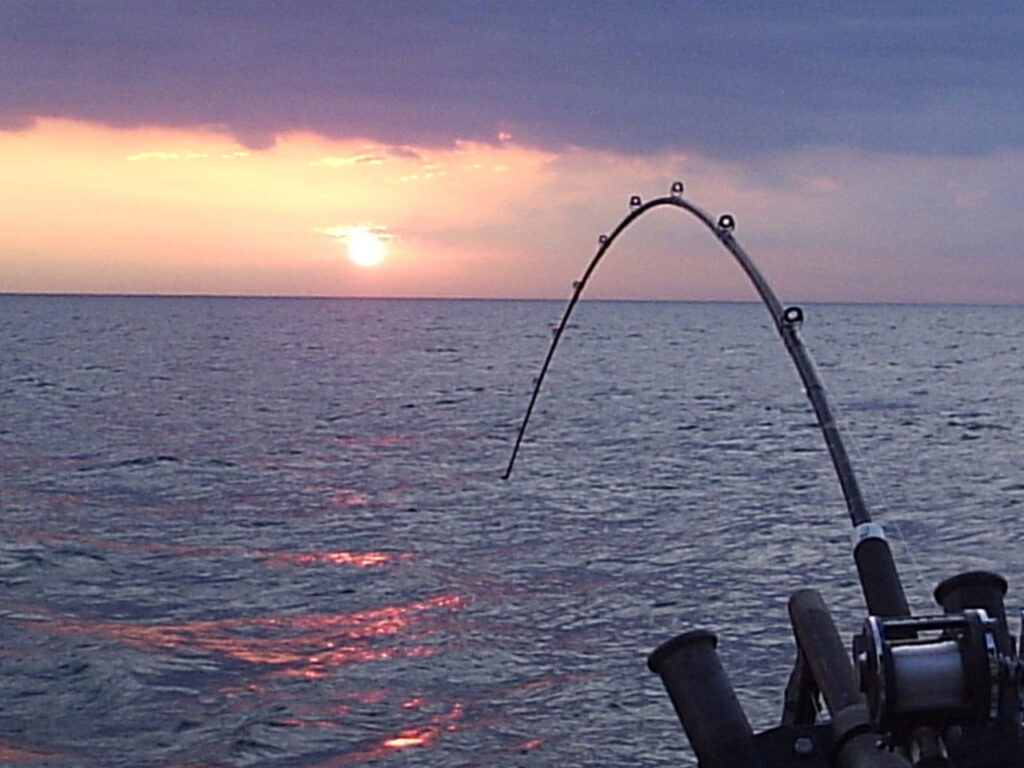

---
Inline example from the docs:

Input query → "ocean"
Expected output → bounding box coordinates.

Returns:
[1,295,1023,767]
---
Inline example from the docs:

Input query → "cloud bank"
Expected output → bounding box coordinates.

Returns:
[2,1,1022,157]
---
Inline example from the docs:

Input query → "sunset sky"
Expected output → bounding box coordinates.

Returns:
[2,2,1022,303]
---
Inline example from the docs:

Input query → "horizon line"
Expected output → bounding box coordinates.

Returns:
[1,290,1022,309]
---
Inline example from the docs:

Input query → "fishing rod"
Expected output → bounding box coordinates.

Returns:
[504,183,1024,768]
[503,181,907,617]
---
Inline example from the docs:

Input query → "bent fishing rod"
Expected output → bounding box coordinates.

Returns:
[503,181,908,618]
[503,183,1024,768]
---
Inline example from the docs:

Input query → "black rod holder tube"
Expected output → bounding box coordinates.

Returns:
[648,630,760,768]
[934,571,1010,649]
[788,590,911,768]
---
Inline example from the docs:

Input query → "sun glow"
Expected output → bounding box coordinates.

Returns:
[345,227,387,267]
[0,119,563,297]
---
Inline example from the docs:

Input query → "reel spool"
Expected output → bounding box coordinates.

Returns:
[857,610,1009,732]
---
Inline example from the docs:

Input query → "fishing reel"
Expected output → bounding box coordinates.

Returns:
[857,609,1015,734]
[855,571,1023,754]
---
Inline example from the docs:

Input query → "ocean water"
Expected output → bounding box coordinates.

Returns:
[1,295,1023,767]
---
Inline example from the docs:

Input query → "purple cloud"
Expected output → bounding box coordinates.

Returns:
[1,1,1022,156]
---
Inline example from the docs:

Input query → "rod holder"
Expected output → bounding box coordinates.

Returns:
[935,572,1010,649]
[648,630,760,768]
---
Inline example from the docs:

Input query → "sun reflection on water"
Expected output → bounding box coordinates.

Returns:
[300,701,468,767]
[24,594,463,678]
[0,739,63,764]
[20,529,407,570]
[262,550,405,568]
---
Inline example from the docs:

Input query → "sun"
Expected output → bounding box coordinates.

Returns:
[345,227,387,267]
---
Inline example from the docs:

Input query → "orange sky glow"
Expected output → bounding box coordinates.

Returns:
[0,118,561,297]
[1,118,1022,303]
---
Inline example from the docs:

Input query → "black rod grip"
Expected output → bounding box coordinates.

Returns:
[854,534,910,618]
[648,630,760,768]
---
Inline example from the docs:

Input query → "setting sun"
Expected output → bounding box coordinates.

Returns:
[345,227,387,267]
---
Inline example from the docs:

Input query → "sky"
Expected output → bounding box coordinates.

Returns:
[1,1,1022,303]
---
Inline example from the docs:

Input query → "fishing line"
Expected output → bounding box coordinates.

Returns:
[820,375,930,606]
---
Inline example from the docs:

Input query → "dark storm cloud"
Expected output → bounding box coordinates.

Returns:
[1,1,1021,156]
